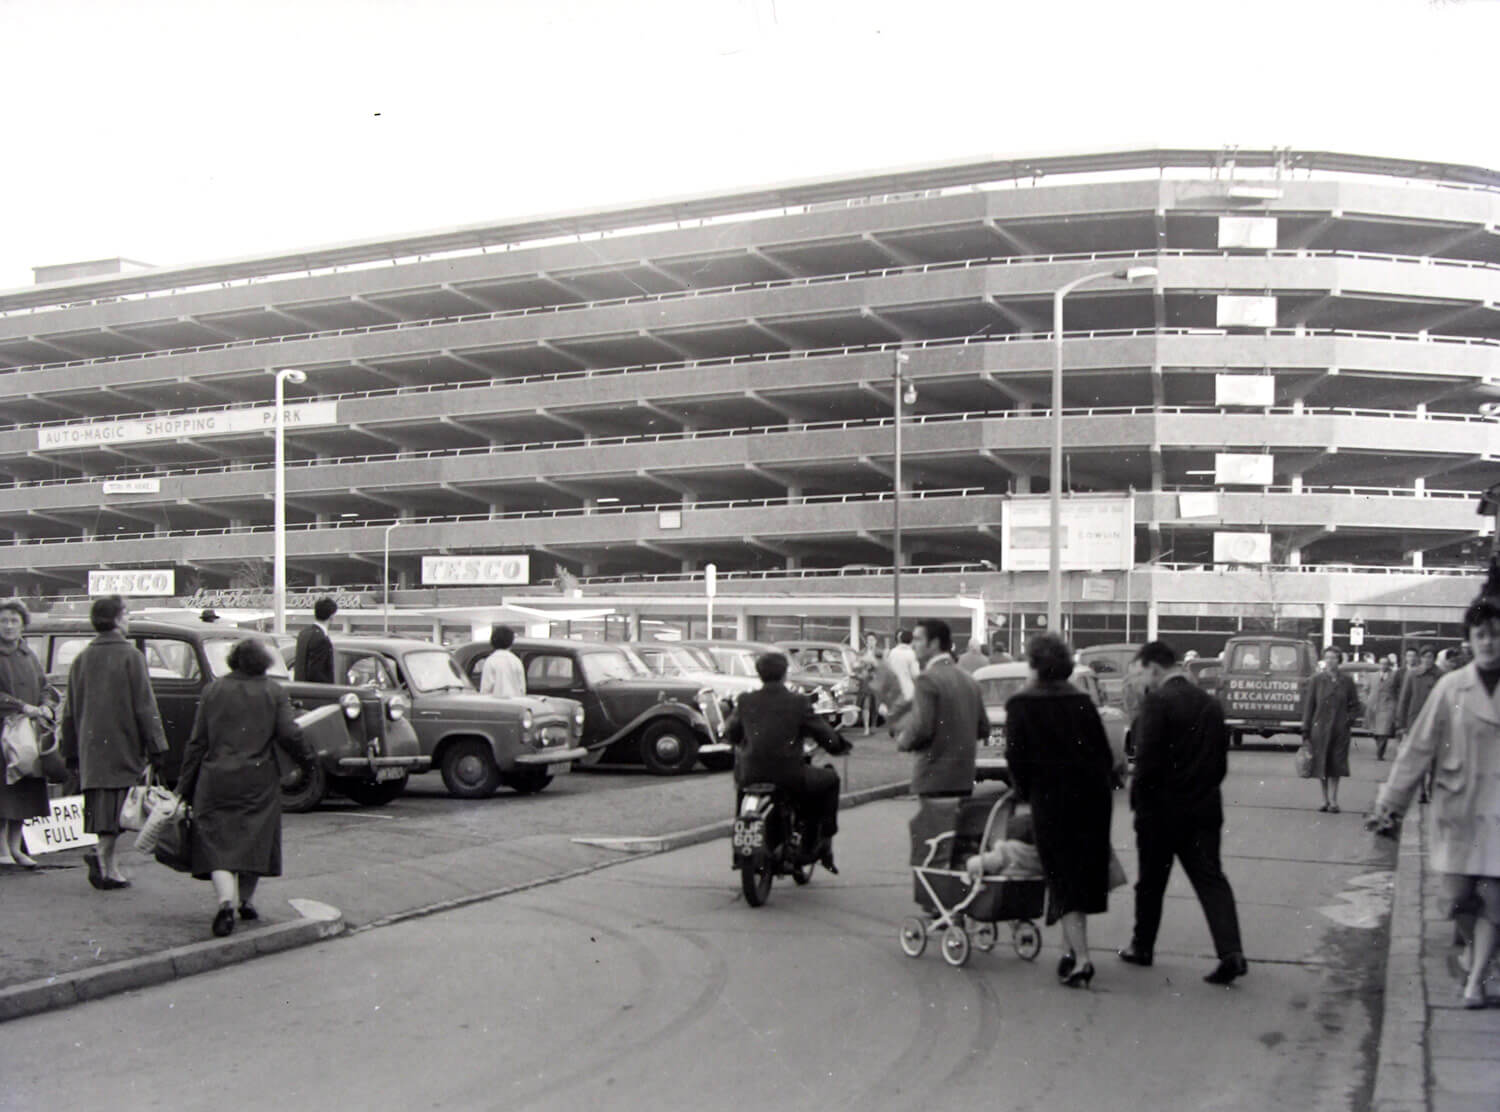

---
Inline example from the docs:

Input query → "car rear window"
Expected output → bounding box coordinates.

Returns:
[979,676,1028,705]
[202,638,290,680]
[1268,645,1301,673]
[1230,644,1262,671]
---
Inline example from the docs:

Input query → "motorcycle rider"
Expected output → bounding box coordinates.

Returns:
[725,651,852,872]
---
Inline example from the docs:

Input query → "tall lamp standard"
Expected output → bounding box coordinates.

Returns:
[892,351,916,631]
[272,367,308,636]
[1048,267,1157,636]
[383,520,406,633]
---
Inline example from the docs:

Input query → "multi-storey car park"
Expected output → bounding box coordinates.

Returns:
[1,148,1497,658]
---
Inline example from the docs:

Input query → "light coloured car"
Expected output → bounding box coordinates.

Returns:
[973,662,1129,783]
[630,642,759,704]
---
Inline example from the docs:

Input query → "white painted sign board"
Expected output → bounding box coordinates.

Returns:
[1000,497,1134,572]
[22,795,98,855]
[1218,217,1278,249]
[421,555,530,586]
[88,569,175,596]
[1215,295,1278,328]
[38,402,339,451]
[1215,375,1276,407]
[1213,532,1272,565]
[102,478,162,495]
[1215,453,1274,485]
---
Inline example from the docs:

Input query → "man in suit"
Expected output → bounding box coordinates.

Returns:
[897,618,989,910]
[1121,639,1248,985]
[725,651,851,870]
[293,597,337,685]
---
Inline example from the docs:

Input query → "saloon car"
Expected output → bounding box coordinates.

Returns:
[317,637,586,798]
[454,638,730,774]
[28,616,424,810]
[629,642,758,704]
[973,662,1129,783]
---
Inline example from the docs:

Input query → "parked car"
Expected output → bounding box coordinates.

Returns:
[681,639,859,728]
[318,636,586,798]
[28,616,424,811]
[972,662,1129,783]
[453,638,730,774]
[1216,633,1318,747]
[629,642,758,705]
[1186,655,1223,696]
[777,641,860,682]
[1076,643,1143,711]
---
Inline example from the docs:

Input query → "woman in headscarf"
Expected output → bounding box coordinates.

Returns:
[0,600,54,868]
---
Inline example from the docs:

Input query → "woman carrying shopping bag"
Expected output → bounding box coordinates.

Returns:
[175,638,318,937]
[0,600,56,869]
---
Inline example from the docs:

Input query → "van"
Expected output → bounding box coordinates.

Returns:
[1216,634,1318,747]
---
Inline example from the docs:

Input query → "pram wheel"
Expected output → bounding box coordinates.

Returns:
[1012,919,1042,961]
[941,927,971,967]
[899,917,928,958]
[792,865,812,886]
[972,922,998,953]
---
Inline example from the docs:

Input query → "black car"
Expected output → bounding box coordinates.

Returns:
[452,638,729,774]
[27,616,425,810]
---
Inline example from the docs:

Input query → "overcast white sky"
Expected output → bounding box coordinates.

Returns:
[3,0,1498,291]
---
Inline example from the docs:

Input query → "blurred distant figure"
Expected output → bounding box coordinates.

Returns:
[957,638,989,674]
[1370,656,1401,760]
[1303,646,1361,813]
[887,629,920,706]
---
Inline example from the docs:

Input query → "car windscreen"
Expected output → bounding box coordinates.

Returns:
[978,676,1028,707]
[708,647,756,677]
[403,649,472,693]
[203,637,291,680]
[680,645,720,672]
[580,649,648,685]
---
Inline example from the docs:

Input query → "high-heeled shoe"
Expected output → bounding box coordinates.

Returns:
[238,904,259,921]
[1062,962,1095,989]
[84,851,104,890]
[212,904,236,938]
[1057,951,1077,980]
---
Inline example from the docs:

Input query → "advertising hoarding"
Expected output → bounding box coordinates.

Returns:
[101,478,162,494]
[1215,295,1278,328]
[38,402,339,451]
[1000,497,1134,572]
[1217,217,1278,249]
[88,569,175,596]
[1215,375,1276,407]
[1212,532,1272,565]
[422,555,531,586]
[1215,453,1274,485]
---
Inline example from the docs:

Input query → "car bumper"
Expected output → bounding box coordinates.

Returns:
[336,756,430,776]
[698,742,732,756]
[975,753,1010,781]
[514,747,588,767]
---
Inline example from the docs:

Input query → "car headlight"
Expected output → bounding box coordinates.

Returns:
[386,694,408,721]
[520,709,534,732]
[339,692,362,720]
[572,705,585,728]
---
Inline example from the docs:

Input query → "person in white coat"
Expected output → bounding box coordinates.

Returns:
[1370,560,1500,1009]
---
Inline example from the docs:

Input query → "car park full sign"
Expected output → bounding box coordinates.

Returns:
[422,555,531,585]
[21,795,98,856]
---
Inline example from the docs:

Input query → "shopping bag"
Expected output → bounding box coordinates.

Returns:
[2,714,41,784]
[133,794,184,856]
[1108,848,1129,891]
[152,806,194,873]
[35,729,68,783]
[1294,743,1314,780]
[119,770,173,831]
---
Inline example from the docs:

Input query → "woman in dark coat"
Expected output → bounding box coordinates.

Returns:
[0,599,55,868]
[1302,646,1361,812]
[176,638,316,937]
[1004,634,1115,988]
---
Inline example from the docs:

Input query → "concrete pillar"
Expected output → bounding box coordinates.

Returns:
[786,484,803,505]
[1322,604,1336,651]
[1146,600,1160,642]
[1415,403,1427,421]
[581,561,598,577]
[735,610,750,640]
[488,501,505,520]
[1410,550,1425,570]
[1289,548,1302,567]
[1292,399,1304,416]
[626,612,641,640]
[680,558,694,574]
[1016,475,1032,494]
[431,619,443,644]
[314,571,329,586]
[786,555,801,570]
[1290,474,1303,494]
[1413,477,1426,498]
[850,611,861,645]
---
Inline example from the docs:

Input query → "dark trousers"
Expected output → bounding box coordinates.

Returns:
[1132,809,1243,959]
[788,764,842,838]
[909,793,969,910]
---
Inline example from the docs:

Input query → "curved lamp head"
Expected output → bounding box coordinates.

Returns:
[901,382,918,407]
[279,368,308,386]
[1113,266,1158,283]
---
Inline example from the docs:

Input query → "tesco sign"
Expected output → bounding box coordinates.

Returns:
[88,569,176,596]
[421,555,530,586]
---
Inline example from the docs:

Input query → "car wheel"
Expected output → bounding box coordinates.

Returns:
[280,760,326,813]
[506,769,553,794]
[440,739,502,798]
[640,721,700,775]
[699,751,734,773]
[340,776,407,806]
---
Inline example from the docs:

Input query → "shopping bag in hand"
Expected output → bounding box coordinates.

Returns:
[120,770,173,831]
[133,794,184,856]
[152,805,194,873]
[1294,743,1314,780]
[2,715,42,784]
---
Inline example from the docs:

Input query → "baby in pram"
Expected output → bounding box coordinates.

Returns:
[964,799,1042,880]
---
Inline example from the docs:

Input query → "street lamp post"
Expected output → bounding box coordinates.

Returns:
[893,351,914,631]
[383,521,406,633]
[1049,267,1157,636]
[272,368,308,636]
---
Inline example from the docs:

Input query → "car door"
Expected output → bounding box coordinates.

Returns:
[135,634,208,781]
[522,652,608,741]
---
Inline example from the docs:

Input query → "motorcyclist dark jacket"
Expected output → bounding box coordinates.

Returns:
[726,681,850,837]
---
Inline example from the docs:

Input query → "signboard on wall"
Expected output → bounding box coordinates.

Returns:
[1178,492,1220,519]
[422,555,531,586]
[1213,532,1272,565]
[88,569,175,596]
[1215,295,1278,328]
[1000,497,1134,572]
[101,478,162,495]
[1217,217,1278,249]
[1215,453,1274,485]
[1215,375,1276,407]
[37,403,339,451]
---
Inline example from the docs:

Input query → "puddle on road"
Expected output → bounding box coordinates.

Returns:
[1315,871,1394,930]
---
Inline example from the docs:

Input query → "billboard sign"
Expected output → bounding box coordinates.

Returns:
[1215,375,1276,407]
[1217,217,1278,249]
[422,555,531,586]
[101,478,162,495]
[88,569,175,596]
[37,403,339,451]
[1213,532,1272,565]
[1215,295,1278,328]
[1215,453,1274,486]
[1000,497,1134,572]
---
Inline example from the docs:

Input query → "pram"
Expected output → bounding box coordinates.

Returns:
[898,788,1047,967]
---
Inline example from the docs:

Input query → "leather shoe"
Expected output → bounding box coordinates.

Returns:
[1118,946,1154,967]
[84,852,104,890]
[212,905,236,938]
[1204,953,1249,985]
[238,904,259,922]
[99,877,131,890]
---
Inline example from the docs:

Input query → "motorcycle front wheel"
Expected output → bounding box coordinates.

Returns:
[741,859,774,906]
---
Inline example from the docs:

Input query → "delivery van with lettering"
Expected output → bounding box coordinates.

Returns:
[1216,634,1317,747]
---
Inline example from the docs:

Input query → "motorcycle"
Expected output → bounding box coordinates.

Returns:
[731,737,848,907]
[810,681,862,731]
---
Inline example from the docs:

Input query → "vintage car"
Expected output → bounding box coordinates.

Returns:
[318,636,586,798]
[28,616,424,811]
[973,662,1129,784]
[628,642,758,704]
[453,638,730,774]
[679,639,860,728]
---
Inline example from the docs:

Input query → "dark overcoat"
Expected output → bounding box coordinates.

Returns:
[726,682,842,788]
[58,630,168,790]
[1004,682,1113,923]
[293,624,334,685]
[0,639,52,821]
[1302,669,1361,779]
[177,673,315,879]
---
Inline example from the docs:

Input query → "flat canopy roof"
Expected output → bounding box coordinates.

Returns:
[7,147,1499,312]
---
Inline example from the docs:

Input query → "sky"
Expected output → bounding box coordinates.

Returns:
[3,0,1499,291]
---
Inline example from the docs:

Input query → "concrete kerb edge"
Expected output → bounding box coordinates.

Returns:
[0,907,345,1025]
[1370,804,1429,1112]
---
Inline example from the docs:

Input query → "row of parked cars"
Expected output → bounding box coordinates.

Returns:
[20,617,864,812]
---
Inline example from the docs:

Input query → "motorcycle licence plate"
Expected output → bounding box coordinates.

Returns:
[732,819,764,857]
[375,767,406,782]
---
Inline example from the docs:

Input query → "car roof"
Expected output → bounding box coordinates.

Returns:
[27,617,253,641]
[329,635,447,653]
[512,637,630,652]
[680,639,781,652]
[1077,642,1140,654]
[973,662,1031,681]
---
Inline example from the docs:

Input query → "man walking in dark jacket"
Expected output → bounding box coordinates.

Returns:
[725,652,850,870]
[293,597,337,685]
[1120,639,1248,985]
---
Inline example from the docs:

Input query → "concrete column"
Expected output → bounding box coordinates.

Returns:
[786,555,801,570]
[1322,604,1337,650]
[626,612,641,640]
[396,567,412,589]
[1289,548,1302,567]
[1415,403,1427,421]
[1290,474,1303,494]
[850,611,861,645]
[488,501,505,520]
[1292,399,1304,416]
[1016,474,1032,494]
[581,561,599,577]
[735,610,750,640]
[1410,550,1425,570]
[1413,477,1426,498]
[680,558,693,574]
[431,619,443,644]
[786,484,803,505]
[1146,600,1160,642]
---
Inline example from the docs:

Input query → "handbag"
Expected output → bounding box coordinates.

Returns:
[120,770,174,832]
[133,793,184,856]
[2,714,42,784]
[152,804,194,873]
[1294,742,1314,780]
[1108,848,1129,891]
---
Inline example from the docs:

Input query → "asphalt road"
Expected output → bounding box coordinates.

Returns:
[0,746,1398,1112]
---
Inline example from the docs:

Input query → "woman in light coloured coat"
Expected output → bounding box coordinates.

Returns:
[1372,562,1500,1009]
